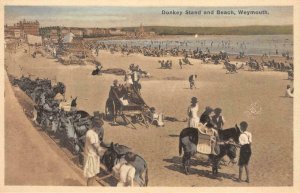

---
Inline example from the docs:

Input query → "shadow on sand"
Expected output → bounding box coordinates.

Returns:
[169,134,179,137]
[163,156,236,181]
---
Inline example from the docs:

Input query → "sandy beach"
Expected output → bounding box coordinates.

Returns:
[5,46,293,186]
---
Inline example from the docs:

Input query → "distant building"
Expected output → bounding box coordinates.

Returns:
[95,28,110,36]
[5,19,40,39]
[49,29,59,41]
[109,28,126,36]
[149,31,156,36]
[83,28,110,37]
[61,28,70,36]
[84,28,93,36]
[4,25,21,39]
[70,28,83,37]
[126,23,156,39]
[16,19,40,37]
[139,23,145,36]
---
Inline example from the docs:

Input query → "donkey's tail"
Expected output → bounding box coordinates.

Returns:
[179,134,183,156]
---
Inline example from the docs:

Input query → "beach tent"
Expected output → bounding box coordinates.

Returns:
[27,34,42,45]
[63,32,75,43]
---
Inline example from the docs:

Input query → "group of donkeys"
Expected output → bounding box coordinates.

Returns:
[12,76,90,152]
[12,76,149,186]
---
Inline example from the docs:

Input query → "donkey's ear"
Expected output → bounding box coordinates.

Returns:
[110,142,114,150]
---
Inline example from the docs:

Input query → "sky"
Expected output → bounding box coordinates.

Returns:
[4,6,293,28]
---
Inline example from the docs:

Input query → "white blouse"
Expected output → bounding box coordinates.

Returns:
[239,131,252,145]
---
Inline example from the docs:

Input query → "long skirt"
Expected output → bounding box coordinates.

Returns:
[83,155,100,178]
[238,144,252,166]
[188,117,199,128]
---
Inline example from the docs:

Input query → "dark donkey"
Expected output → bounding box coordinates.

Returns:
[101,143,149,186]
[179,124,242,175]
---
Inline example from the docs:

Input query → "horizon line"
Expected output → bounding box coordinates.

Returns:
[36,24,293,28]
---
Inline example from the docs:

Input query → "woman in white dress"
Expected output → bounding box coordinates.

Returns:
[83,122,105,186]
[187,97,199,128]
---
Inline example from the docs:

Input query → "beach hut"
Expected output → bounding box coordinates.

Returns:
[27,34,42,45]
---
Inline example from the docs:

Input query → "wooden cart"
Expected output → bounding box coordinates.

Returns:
[105,85,150,129]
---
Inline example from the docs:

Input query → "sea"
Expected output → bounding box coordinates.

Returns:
[97,34,293,56]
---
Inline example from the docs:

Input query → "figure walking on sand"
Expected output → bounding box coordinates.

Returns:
[189,74,197,89]
[179,59,183,69]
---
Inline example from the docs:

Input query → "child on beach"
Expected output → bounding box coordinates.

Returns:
[237,121,252,183]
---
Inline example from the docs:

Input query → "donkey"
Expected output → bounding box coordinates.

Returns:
[101,143,149,186]
[179,125,241,175]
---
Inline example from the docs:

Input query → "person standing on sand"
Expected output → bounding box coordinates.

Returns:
[187,97,199,128]
[83,121,105,186]
[179,59,183,69]
[96,46,99,56]
[237,121,252,183]
[189,74,197,89]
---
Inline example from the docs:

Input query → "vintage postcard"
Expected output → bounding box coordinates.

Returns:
[1,0,299,192]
